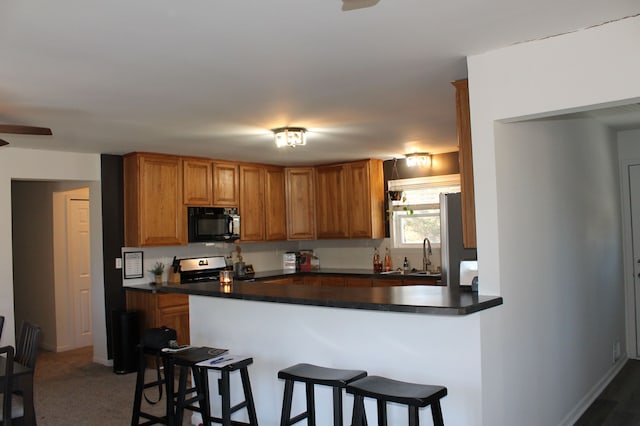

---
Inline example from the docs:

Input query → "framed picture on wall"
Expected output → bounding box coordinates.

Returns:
[123,251,144,279]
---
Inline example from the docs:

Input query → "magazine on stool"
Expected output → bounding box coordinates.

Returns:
[197,354,251,368]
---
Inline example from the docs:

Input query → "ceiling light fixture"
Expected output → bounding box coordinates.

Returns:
[405,152,431,167]
[273,127,307,148]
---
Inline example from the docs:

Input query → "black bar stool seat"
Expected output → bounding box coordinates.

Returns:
[278,363,367,426]
[197,356,258,426]
[346,375,447,426]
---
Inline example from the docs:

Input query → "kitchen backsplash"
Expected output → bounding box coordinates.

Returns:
[121,239,440,286]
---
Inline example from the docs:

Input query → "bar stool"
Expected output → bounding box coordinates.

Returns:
[278,363,367,426]
[197,356,258,426]
[131,345,171,426]
[346,375,447,426]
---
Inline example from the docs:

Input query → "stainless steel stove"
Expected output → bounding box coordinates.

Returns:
[178,256,227,284]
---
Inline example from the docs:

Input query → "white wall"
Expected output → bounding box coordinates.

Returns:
[0,148,107,364]
[468,15,640,426]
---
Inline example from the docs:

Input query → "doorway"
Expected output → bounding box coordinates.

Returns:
[11,181,92,352]
[626,164,640,358]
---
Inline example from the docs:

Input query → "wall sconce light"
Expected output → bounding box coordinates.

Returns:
[405,152,431,167]
[273,127,307,148]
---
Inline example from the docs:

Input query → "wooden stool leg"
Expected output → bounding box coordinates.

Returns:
[280,380,294,426]
[376,399,387,426]
[431,401,444,426]
[131,350,145,426]
[332,386,343,426]
[219,371,232,426]
[174,366,189,425]
[408,406,419,426]
[197,367,212,426]
[351,395,366,426]
[163,357,175,426]
[305,383,316,426]
[240,367,259,425]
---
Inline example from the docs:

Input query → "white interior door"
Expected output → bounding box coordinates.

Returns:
[67,198,92,348]
[629,164,640,357]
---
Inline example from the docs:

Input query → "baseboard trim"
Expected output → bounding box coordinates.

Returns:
[559,356,628,425]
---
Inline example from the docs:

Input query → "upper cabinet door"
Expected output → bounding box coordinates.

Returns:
[239,165,265,242]
[124,153,186,247]
[264,166,287,241]
[347,160,384,239]
[285,167,316,240]
[213,162,239,207]
[182,158,213,206]
[315,164,349,239]
[452,79,477,248]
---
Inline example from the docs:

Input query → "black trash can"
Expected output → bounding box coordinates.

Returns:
[111,310,140,374]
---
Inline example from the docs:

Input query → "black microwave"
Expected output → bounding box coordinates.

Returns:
[188,207,240,242]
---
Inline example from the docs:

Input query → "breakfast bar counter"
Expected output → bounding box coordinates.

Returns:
[127,280,501,425]
[128,278,501,316]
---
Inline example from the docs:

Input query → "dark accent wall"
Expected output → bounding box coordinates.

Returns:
[101,154,125,359]
[383,151,460,237]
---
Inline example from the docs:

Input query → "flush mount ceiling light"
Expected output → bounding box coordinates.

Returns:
[405,152,431,167]
[273,127,307,148]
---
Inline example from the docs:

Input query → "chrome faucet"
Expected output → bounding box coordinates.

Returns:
[423,237,432,272]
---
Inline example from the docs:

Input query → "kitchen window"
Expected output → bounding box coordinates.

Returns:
[388,174,460,248]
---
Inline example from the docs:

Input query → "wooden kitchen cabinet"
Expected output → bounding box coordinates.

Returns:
[347,160,385,239]
[239,164,286,242]
[125,290,190,345]
[285,167,316,240]
[315,159,384,239]
[239,164,265,241]
[304,275,345,287]
[315,163,349,239]
[452,79,477,248]
[345,277,372,287]
[182,157,213,205]
[403,278,443,286]
[264,166,287,241]
[124,152,186,246]
[213,161,239,207]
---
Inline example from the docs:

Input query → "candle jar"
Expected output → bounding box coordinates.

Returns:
[219,270,233,284]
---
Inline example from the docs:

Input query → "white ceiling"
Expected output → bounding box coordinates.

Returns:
[1,0,639,166]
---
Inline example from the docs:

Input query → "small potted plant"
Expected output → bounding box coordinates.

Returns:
[149,262,165,284]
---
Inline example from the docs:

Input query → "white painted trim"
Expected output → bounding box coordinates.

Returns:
[559,356,628,426]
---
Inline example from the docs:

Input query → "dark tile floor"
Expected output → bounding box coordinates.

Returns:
[575,359,640,425]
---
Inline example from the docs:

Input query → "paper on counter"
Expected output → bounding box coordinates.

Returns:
[196,354,250,368]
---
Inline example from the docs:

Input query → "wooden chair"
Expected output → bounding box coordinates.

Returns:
[15,322,41,369]
[0,345,25,425]
[0,316,4,340]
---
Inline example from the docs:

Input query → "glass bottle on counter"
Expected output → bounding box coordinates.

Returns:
[373,248,382,273]
[403,256,409,273]
[384,247,392,272]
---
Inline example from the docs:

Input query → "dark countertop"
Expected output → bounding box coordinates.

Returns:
[127,278,502,316]
[247,268,442,280]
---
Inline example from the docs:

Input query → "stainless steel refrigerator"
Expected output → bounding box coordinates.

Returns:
[440,192,477,287]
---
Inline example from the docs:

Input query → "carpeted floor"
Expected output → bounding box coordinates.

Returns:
[33,346,193,426]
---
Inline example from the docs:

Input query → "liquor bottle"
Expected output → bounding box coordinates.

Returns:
[384,247,392,272]
[373,248,382,273]
[403,256,409,272]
